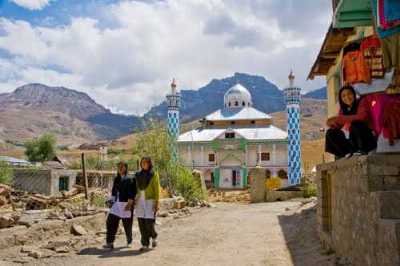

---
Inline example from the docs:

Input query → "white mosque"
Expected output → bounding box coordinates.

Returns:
[177,84,289,189]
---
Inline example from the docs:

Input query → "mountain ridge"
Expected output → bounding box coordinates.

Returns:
[0,73,326,146]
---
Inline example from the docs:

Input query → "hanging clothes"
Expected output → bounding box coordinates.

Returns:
[372,0,400,38]
[381,33,400,71]
[360,36,385,79]
[379,0,400,30]
[342,50,371,85]
[384,0,400,22]
[382,96,400,144]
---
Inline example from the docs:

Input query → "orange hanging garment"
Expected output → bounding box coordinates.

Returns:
[342,50,371,85]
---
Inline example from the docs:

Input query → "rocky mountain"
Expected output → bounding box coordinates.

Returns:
[303,87,327,100]
[0,84,143,145]
[145,73,285,122]
[0,74,327,146]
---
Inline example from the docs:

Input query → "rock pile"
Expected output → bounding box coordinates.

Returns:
[208,190,250,203]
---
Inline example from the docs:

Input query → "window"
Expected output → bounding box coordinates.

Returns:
[251,120,255,124]
[235,101,239,106]
[208,153,215,162]
[228,102,231,107]
[242,101,245,106]
[230,121,235,125]
[209,122,214,126]
[261,152,270,161]
[59,176,69,192]
[225,132,235,139]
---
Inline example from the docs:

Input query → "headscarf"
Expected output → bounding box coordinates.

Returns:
[135,157,154,190]
[338,85,359,115]
[117,161,128,179]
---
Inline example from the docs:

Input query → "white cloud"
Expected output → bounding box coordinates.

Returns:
[10,0,52,10]
[0,0,330,115]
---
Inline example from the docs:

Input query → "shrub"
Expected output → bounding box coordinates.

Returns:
[24,134,56,162]
[303,182,317,198]
[0,161,12,184]
[169,163,205,202]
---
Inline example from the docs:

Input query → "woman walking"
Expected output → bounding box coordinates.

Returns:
[104,161,136,249]
[135,157,160,251]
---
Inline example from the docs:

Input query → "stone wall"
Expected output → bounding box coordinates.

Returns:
[317,154,400,266]
[13,169,52,195]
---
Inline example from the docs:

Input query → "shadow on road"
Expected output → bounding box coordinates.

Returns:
[78,247,151,258]
[277,202,335,266]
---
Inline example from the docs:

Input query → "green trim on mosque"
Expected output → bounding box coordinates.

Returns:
[239,139,248,151]
[219,152,244,165]
[241,167,248,187]
[213,167,220,187]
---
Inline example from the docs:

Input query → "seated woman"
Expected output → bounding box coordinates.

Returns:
[325,85,377,158]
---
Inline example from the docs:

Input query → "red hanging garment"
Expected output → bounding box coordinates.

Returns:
[383,96,400,145]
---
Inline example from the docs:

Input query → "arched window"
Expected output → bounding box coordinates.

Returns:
[242,101,245,106]
[235,101,239,106]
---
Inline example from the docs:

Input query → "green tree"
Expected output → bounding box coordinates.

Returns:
[132,123,171,179]
[132,123,204,201]
[24,134,56,162]
[0,161,12,184]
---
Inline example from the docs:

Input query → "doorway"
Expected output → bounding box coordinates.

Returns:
[232,170,237,187]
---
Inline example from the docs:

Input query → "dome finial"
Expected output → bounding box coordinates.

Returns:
[288,70,295,87]
[171,78,177,94]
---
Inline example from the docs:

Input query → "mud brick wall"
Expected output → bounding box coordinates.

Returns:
[317,154,400,266]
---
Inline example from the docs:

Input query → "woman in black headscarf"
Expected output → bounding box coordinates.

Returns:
[325,85,377,158]
[104,161,136,250]
[135,157,160,251]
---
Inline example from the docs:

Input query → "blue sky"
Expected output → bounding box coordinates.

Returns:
[0,0,330,114]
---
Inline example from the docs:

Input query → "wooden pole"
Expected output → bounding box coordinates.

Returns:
[81,153,89,200]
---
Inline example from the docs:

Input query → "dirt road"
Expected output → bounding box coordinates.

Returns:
[3,200,334,266]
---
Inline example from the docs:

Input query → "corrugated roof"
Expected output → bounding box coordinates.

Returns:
[0,156,31,165]
[205,107,271,121]
[177,126,287,142]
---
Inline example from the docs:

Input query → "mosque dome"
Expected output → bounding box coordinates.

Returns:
[224,84,252,109]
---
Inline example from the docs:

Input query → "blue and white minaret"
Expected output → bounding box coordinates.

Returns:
[166,78,181,161]
[284,71,302,185]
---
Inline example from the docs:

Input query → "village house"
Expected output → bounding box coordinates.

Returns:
[177,84,289,189]
[310,0,400,265]
[12,157,77,196]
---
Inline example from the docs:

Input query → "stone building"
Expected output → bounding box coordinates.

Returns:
[177,84,288,189]
[310,1,400,264]
[13,160,76,196]
[317,154,400,265]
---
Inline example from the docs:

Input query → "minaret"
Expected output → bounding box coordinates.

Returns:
[284,71,302,185]
[166,78,181,161]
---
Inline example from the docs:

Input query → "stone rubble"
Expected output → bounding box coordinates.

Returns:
[0,193,211,262]
[71,224,88,236]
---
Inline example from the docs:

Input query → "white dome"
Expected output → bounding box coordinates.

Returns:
[224,84,252,109]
